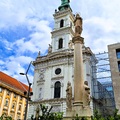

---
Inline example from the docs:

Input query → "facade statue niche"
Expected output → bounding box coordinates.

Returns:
[48,44,52,53]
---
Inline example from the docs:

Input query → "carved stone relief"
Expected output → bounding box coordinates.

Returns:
[38,68,45,81]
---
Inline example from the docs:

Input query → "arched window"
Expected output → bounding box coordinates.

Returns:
[54,81,61,98]
[60,19,64,28]
[58,38,63,49]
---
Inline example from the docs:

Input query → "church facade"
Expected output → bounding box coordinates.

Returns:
[28,1,97,119]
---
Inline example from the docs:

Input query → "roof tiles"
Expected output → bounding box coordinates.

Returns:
[0,71,32,92]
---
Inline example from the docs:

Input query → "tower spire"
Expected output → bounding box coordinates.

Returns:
[58,0,71,11]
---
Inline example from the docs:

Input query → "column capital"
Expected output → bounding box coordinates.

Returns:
[72,36,84,44]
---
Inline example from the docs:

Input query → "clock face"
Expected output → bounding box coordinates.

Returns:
[55,68,61,75]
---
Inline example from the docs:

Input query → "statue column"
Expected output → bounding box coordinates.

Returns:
[72,14,84,106]
[64,14,92,120]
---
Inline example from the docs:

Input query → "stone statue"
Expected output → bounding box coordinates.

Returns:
[66,81,72,110]
[83,81,91,107]
[74,14,83,36]
[48,44,52,53]
[38,51,40,56]
[68,40,74,49]
[35,105,40,120]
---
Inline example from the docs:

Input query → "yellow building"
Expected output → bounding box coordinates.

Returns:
[0,71,32,120]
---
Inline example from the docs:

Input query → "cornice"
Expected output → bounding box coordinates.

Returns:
[33,50,74,65]
[29,98,66,105]
[0,81,26,97]
[51,76,64,80]
[51,26,74,37]
[33,47,96,67]
[53,8,72,18]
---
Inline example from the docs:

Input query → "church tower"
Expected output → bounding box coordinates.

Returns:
[28,1,97,119]
[51,0,75,52]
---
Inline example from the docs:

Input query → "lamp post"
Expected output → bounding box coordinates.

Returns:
[20,61,33,120]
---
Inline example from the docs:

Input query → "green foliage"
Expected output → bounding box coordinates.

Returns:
[31,104,63,120]
[91,109,120,120]
[31,106,120,120]
[0,114,12,120]
[72,114,88,120]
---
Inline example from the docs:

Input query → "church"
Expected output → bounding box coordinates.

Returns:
[28,0,97,119]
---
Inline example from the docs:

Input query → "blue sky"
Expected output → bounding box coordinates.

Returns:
[0,0,120,84]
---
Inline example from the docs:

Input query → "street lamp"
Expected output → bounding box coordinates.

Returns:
[20,61,33,120]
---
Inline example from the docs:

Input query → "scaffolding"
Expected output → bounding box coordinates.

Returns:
[92,52,115,116]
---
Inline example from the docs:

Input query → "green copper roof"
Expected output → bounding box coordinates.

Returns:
[58,0,71,11]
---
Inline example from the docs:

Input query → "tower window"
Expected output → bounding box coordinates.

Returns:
[54,81,61,98]
[116,49,120,59]
[60,19,64,28]
[58,38,63,49]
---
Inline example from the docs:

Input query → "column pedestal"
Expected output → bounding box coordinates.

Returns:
[64,106,92,120]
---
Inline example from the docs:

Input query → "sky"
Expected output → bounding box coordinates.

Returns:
[0,0,120,84]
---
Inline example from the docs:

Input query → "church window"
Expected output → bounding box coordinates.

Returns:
[118,61,120,72]
[39,88,42,99]
[60,19,64,28]
[55,68,61,75]
[54,81,61,98]
[58,38,63,49]
[116,49,120,59]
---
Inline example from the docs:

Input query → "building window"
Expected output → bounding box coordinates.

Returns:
[12,102,16,109]
[5,99,9,106]
[58,38,63,49]
[118,61,120,72]
[54,81,61,98]
[0,87,2,92]
[7,91,10,95]
[14,94,16,98]
[116,49,120,59]
[18,105,21,111]
[60,19,64,28]
[20,96,22,101]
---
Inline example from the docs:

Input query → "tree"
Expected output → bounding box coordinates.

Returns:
[31,104,63,120]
